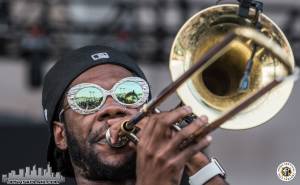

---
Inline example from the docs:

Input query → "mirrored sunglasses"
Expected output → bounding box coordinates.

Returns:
[64,77,150,115]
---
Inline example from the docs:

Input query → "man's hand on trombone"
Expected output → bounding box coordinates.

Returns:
[108,106,228,185]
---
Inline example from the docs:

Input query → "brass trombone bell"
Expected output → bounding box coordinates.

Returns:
[105,3,297,148]
[169,4,295,130]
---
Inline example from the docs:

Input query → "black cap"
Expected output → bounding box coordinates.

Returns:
[42,45,151,176]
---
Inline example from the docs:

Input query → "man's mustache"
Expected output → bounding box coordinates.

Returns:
[88,113,134,145]
[88,125,108,144]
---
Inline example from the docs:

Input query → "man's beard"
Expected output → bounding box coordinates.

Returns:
[65,127,136,181]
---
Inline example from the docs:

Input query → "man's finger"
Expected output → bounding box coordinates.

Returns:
[173,135,212,166]
[170,117,208,148]
[151,106,193,131]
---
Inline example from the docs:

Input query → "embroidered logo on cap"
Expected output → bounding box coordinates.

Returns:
[91,52,110,61]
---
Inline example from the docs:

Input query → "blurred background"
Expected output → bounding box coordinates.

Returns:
[0,0,299,184]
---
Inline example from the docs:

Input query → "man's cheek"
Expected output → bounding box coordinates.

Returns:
[68,128,92,148]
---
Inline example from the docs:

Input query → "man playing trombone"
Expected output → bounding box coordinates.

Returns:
[42,45,228,185]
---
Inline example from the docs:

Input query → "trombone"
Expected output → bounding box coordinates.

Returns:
[105,0,298,148]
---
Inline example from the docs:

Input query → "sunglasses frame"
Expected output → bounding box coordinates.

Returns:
[66,77,150,115]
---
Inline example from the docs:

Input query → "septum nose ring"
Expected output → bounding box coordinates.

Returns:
[105,128,130,148]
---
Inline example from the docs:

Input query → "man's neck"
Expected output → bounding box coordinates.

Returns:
[75,170,135,185]
[71,158,136,185]
[75,174,135,185]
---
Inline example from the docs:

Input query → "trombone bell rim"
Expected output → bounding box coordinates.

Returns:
[169,4,295,130]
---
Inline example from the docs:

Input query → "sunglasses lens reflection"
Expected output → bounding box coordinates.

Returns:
[74,87,104,110]
[115,81,144,104]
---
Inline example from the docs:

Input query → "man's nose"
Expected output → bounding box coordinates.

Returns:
[96,96,127,122]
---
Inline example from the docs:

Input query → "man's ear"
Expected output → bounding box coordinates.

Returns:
[53,121,68,150]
